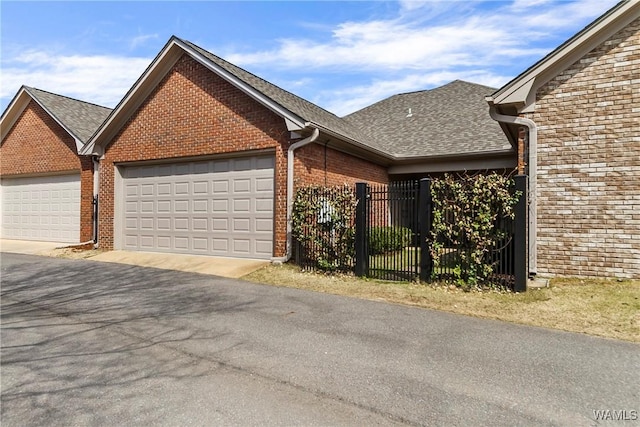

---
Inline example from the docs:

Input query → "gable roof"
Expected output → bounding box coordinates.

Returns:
[344,80,511,158]
[82,36,383,158]
[487,0,639,112]
[179,39,376,150]
[0,86,112,151]
[83,36,511,162]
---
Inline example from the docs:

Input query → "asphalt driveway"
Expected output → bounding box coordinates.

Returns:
[1,253,638,426]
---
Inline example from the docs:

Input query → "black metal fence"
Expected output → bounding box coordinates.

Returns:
[360,181,421,281]
[293,176,528,291]
[292,185,356,273]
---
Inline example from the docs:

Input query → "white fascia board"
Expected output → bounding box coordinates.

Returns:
[491,1,639,109]
[1,87,84,152]
[0,88,31,142]
[83,38,308,156]
[491,77,536,108]
[175,39,307,131]
[388,151,516,175]
[308,121,394,161]
[81,42,184,155]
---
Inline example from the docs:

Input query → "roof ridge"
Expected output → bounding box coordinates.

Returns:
[178,38,344,121]
[491,0,634,97]
[25,86,112,111]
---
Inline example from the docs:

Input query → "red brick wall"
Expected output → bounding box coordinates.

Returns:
[98,54,389,257]
[99,54,290,254]
[525,17,640,278]
[294,143,388,187]
[1,100,95,242]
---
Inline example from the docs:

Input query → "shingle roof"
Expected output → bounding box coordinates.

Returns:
[183,39,511,158]
[179,38,386,153]
[343,80,511,157]
[85,36,510,160]
[25,87,112,143]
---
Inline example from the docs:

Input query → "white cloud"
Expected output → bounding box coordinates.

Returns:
[0,0,618,115]
[129,32,159,50]
[1,50,151,108]
[221,0,616,114]
[320,70,513,116]
[227,0,615,72]
[516,0,612,29]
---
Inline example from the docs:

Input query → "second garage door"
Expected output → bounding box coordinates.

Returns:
[119,156,274,259]
[0,174,81,243]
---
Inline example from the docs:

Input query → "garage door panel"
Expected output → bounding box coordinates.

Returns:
[234,179,251,193]
[1,174,81,243]
[193,199,208,212]
[158,183,171,195]
[157,218,171,230]
[213,180,229,194]
[234,199,250,212]
[255,218,273,232]
[193,237,208,251]
[157,200,171,213]
[121,156,274,259]
[212,238,228,252]
[233,218,250,232]
[193,181,208,194]
[255,198,273,212]
[233,239,250,254]
[255,240,273,256]
[212,199,228,213]
[191,218,207,231]
[212,218,228,231]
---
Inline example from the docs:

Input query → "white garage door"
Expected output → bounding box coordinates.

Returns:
[0,174,81,243]
[120,156,274,259]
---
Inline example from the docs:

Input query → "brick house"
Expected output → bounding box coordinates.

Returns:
[0,87,111,243]
[79,37,509,261]
[487,1,639,278]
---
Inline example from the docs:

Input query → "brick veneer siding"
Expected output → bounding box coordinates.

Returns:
[98,54,387,257]
[0,100,95,242]
[294,143,388,187]
[525,17,640,278]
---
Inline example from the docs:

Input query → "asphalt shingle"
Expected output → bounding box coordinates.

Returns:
[181,38,510,159]
[343,80,511,158]
[25,87,112,144]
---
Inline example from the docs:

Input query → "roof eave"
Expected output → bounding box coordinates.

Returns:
[82,37,307,156]
[307,121,395,164]
[1,86,84,152]
[388,148,516,175]
[490,1,639,111]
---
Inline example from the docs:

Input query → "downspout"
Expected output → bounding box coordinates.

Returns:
[272,127,320,263]
[488,105,538,276]
[92,156,100,245]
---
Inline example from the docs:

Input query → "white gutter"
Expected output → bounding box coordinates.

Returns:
[488,105,538,276]
[272,127,320,263]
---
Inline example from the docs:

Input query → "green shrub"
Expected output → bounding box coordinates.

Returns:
[368,226,412,255]
[291,186,357,271]
[430,172,520,287]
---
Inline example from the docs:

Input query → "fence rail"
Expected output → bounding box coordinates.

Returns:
[293,176,528,291]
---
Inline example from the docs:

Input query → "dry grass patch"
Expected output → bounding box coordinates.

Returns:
[44,247,107,259]
[243,265,640,343]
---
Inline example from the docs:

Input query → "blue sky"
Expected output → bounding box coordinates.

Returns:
[1,1,619,116]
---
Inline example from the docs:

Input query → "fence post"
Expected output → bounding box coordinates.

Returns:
[354,183,368,277]
[418,178,432,282]
[514,175,528,292]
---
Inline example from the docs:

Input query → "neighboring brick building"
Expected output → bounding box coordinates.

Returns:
[487,1,639,278]
[0,87,111,243]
